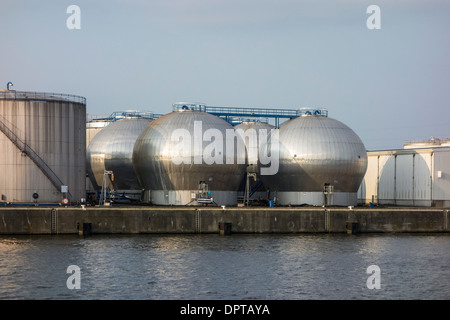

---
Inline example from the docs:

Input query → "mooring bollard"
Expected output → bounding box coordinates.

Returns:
[219,222,232,236]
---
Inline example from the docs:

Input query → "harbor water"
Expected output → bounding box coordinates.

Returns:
[0,233,449,300]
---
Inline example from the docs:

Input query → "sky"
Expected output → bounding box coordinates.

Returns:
[0,0,449,150]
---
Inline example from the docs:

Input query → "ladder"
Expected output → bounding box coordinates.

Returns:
[51,208,58,234]
[0,116,72,198]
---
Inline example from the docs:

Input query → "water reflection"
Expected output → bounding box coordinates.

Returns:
[0,234,449,300]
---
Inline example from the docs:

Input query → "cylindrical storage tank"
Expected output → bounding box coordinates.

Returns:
[260,113,367,206]
[0,90,86,203]
[133,109,246,205]
[86,118,153,200]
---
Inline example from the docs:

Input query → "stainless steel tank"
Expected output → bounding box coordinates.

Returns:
[260,113,367,206]
[0,90,86,203]
[86,119,111,147]
[234,121,275,203]
[86,111,158,147]
[133,109,246,205]
[86,118,153,196]
[234,121,275,168]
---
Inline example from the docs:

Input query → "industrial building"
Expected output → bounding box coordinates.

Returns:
[0,88,86,204]
[403,137,450,149]
[358,144,450,207]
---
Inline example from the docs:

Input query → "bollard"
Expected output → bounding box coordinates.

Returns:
[219,222,232,236]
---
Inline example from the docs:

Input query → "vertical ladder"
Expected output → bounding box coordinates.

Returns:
[195,209,201,233]
[51,209,58,234]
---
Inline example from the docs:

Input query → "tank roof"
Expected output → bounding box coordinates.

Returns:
[0,90,86,105]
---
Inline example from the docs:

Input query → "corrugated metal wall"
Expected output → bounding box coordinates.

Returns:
[358,148,450,207]
[0,99,86,203]
[433,149,450,205]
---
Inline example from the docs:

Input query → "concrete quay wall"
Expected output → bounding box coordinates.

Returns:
[0,207,449,235]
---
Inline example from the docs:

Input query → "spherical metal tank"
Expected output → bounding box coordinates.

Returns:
[86,111,157,148]
[86,118,153,192]
[0,90,86,203]
[234,121,275,168]
[234,121,275,201]
[86,119,111,147]
[261,113,367,206]
[133,109,246,205]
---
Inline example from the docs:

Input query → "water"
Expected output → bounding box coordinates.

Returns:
[0,233,449,300]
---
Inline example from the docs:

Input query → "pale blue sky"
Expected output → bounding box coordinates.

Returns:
[1,0,449,150]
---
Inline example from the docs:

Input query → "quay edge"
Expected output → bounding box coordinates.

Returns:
[0,207,449,235]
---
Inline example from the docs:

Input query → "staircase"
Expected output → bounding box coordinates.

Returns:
[0,115,72,198]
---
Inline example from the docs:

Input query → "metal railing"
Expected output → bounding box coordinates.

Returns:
[172,103,327,118]
[229,117,270,125]
[108,110,163,119]
[297,108,328,117]
[172,103,328,127]
[404,137,450,145]
[86,110,163,126]
[0,115,71,197]
[0,90,86,105]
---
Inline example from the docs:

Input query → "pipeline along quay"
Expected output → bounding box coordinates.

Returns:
[0,206,449,235]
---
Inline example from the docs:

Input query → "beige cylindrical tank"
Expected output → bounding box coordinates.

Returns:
[0,90,86,203]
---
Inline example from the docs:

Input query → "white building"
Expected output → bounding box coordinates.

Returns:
[404,137,450,149]
[358,147,450,207]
